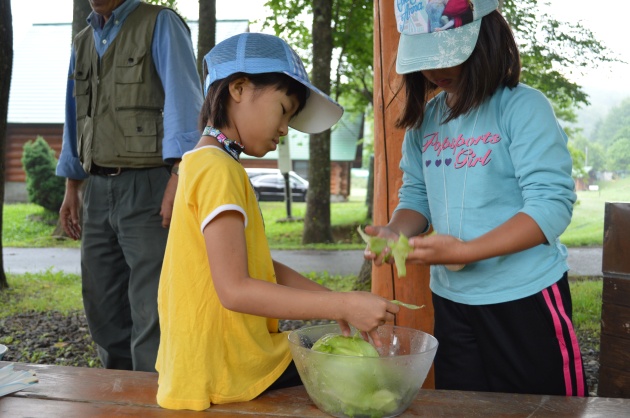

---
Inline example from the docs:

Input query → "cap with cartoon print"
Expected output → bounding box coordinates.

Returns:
[395,0,499,73]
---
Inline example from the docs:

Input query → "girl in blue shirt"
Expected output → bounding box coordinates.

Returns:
[366,0,587,396]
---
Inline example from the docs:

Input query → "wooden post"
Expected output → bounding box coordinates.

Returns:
[373,0,435,388]
[598,202,630,398]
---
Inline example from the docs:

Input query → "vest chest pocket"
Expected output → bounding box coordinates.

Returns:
[118,114,162,157]
[72,64,91,119]
[116,48,147,84]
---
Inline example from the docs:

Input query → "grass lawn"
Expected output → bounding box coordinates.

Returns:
[560,176,630,247]
[1,196,371,250]
[2,204,78,248]
[0,270,601,338]
[257,198,369,249]
[0,270,357,320]
[3,176,628,250]
[570,278,603,335]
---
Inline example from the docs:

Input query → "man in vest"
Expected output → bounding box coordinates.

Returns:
[56,0,203,372]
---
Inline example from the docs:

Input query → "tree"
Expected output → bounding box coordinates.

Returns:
[593,98,630,147]
[569,133,605,175]
[197,0,216,80]
[266,0,616,146]
[301,0,335,243]
[0,0,14,290]
[148,0,178,7]
[607,135,630,173]
[144,0,212,82]
[502,0,617,124]
[264,0,373,243]
[585,142,606,175]
[72,0,92,39]
[585,98,630,173]
[265,0,373,112]
[567,142,587,181]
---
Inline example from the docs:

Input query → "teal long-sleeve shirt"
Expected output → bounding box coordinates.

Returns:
[397,84,576,305]
[56,0,203,179]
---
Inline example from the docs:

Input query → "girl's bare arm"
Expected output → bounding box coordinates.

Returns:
[204,211,399,342]
[407,212,546,265]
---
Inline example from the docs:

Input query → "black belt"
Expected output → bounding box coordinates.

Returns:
[89,164,163,177]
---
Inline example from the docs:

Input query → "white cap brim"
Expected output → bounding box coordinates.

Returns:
[284,72,344,134]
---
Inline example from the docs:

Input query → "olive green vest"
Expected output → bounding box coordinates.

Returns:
[72,3,175,171]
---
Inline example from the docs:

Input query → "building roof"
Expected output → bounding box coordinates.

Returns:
[7,20,249,124]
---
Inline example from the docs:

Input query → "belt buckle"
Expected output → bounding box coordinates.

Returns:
[108,167,122,177]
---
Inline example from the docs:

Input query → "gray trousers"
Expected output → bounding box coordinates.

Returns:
[81,167,170,372]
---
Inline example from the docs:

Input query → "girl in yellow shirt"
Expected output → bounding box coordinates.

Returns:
[155,32,400,411]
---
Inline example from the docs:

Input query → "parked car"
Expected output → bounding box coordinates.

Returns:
[245,169,309,202]
[244,168,281,179]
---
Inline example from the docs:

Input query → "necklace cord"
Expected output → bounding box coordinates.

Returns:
[202,126,244,161]
[439,96,481,240]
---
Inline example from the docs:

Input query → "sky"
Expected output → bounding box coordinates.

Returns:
[9,0,630,135]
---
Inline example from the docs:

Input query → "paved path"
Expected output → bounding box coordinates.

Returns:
[3,246,603,277]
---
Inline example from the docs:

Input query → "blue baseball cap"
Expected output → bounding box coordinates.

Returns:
[395,0,498,74]
[203,32,344,134]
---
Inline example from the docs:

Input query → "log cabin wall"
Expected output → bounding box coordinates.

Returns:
[6,124,63,183]
[329,162,351,200]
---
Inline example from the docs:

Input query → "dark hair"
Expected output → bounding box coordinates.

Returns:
[199,72,309,131]
[395,11,521,129]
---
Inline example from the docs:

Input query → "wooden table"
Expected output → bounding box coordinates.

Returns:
[1,361,629,417]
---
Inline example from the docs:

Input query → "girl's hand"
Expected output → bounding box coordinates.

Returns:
[336,319,352,337]
[405,213,546,267]
[407,234,469,265]
[338,292,400,347]
[362,225,399,266]
[336,319,372,344]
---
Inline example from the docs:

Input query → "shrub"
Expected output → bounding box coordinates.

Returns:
[21,136,65,212]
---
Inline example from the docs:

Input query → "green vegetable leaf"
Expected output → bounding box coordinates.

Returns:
[391,300,425,310]
[311,333,379,357]
[390,233,413,277]
[357,226,414,277]
[306,331,414,417]
[356,226,388,256]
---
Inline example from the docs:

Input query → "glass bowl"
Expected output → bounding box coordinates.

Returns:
[287,323,438,418]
